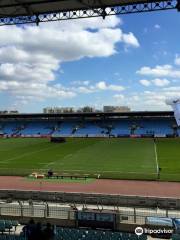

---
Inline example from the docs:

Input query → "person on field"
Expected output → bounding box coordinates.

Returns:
[47,169,53,178]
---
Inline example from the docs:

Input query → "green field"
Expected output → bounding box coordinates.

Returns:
[0,138,180,181]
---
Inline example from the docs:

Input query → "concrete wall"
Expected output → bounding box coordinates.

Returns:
[0,190,179,209]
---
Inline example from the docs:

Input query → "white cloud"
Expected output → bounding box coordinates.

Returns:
[140,78,170,87]
[122,32,140,48]
[72,71,179,111]
[82,81,89,86]
[109,85,125,91]
[113,94,124,101]
[95,85,180,111]
[73,81,125,94]
[111,91,170,111]
[0,16,138,107]
[175,54,180,66]
[95,81,125,91]
[71,80,90,86]
[137,64,180,78]
[151,78,170,87]
[139,79,151,87]
[0,81,76,100]
[76,86,94,94]
[127,86,180,111]
[96,81,107,90]
[163,86,180,91]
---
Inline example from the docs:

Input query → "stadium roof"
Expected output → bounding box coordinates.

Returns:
[0,111,174,120]
[0,0,178,25]
[0,0,174,17]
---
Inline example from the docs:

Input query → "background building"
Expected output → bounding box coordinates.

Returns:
[77,106,97,113]
[43,106,100,114]
[103,106,131,113]
[43,107,75,114]
[0,110,19,114]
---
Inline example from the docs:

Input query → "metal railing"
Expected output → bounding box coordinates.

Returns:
[0,201,180,225]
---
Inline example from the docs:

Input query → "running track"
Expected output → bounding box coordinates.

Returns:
[0,176,180,198]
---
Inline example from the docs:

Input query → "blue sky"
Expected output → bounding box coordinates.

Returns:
[0,9,180,112]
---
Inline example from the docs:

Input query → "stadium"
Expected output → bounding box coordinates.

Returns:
[0,1,180,240]
[0,110,180,181]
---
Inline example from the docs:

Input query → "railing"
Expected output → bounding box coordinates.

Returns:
[0,201,180,225]
[0,202,75,221]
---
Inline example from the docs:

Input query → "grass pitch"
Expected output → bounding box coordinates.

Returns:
[0,138,179,181]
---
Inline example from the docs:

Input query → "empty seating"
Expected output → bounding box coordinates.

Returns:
[0,220,23,240]
[74,122,107,136]
[172,234,180,240]
[0,237,26,240]
[111,120,131,136]
[135,118,175,136]
[0,220,5,234]
[55,227,147,240]
[20,121,56,135]
[58,122,76,135]
[0,220,19,234]
[0,117,177,137]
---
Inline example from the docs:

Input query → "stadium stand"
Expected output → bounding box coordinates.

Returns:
[2,209,180,239]
[0,220,21,240]
[111,119,131,136]
[0,112,177,137]
[0,215,152,240]
[135,118,174,136]
[55,227,148,240]
[0,237,25,240]
[172,234,180,240]
[0,225,148,240]
[2,121,60,136]
[57,121,75,135]
[74,121,107,136]
[0,220,19,234]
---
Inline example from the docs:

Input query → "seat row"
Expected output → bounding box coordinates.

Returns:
[0,220,19,234]
[55,227,147,240]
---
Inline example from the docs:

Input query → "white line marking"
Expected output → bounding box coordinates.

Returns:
[44,154,73,168]
[153,139,159,178]
[45,162,55,167]
[43,169,156,174]
[0,145,60,163]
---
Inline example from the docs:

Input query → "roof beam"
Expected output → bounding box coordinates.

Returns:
[0,0,178,26]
